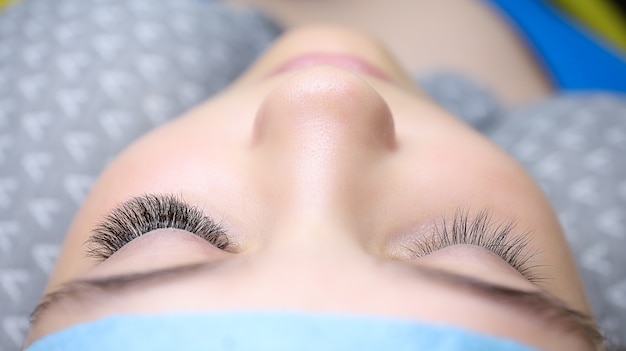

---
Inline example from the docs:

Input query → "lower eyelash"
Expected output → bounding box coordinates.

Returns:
[86,194,231,260]
[403,208,541,283]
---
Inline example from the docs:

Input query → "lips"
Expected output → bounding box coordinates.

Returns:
[269,53,392,82]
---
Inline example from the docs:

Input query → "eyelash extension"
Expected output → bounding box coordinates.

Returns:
[403,208,542,283]
[86,194,231,260]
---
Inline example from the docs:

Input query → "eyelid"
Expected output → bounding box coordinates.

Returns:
[86,194,232,261]
[416,245,538,288]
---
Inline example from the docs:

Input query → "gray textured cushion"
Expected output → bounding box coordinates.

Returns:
[1,0,624,349]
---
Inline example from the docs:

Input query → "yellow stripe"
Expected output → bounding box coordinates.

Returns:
[550,0,626,53]
[0,0,19,12]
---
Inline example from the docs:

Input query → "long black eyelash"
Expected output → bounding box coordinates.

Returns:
[86,194,231,260]
[404,208,542,283]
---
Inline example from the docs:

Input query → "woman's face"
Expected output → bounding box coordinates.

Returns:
[27,27,598,350]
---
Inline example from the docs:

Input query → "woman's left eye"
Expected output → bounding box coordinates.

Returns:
[402,208,541,283]
[86,194,232,260]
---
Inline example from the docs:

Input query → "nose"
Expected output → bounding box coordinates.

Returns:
[251,67,396,215]
[248,66,396,260]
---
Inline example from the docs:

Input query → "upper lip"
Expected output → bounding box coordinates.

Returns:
[268,53,392,82]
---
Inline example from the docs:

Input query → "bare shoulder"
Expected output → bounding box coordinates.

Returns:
[226,0,553,106]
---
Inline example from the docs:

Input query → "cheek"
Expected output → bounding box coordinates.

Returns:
[389,141,534,211]
[45,123,255,292]
[381,134,588,311]
[45,88,269,293]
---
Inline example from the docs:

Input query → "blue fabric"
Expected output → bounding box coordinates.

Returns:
[26,312,538,351]
[484,0,626,93]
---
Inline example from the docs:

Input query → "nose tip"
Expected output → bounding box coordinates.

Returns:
[252,66,396,154]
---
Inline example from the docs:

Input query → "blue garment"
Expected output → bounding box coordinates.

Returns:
[26,312,539,351]
[484,0,626,93]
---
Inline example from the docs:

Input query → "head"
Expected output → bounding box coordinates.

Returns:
[26,26,601,350]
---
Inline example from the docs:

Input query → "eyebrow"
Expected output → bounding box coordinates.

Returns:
[30,262,603,349]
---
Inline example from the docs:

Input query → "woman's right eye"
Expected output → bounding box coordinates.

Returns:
[86,194,232,260]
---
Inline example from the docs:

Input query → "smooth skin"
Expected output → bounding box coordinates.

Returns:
[27,27,592,350]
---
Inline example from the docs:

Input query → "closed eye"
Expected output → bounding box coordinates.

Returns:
[86,194,232,260]
[402,208,542,283]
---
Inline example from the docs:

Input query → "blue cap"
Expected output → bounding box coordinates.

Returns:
[26,312,539,351]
